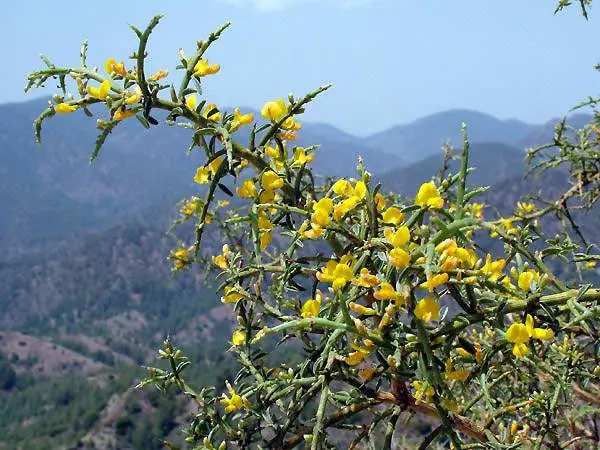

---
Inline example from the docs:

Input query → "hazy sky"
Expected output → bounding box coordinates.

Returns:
[2,0,598,134]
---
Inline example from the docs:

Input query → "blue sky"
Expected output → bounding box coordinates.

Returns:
[2,0,598,134]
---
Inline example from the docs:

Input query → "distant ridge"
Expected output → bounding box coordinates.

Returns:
[0,97,592,256]
[364,109,534,162]
[376,141,526,197]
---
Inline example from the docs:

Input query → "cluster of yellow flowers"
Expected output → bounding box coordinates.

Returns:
[210,170,556,383]
[54,58,149,121]
[505,314,554,358]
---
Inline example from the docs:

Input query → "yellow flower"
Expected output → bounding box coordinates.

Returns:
[113,107,137,121]
[358,367,378,382]
[444,359,470,381]
[481,254,506,282]
[230,108,254,132]
[455,247,477,268]
[517,269,540,293]
[352,268,380,288]
[257,210,274,232]
[332,179,352,196]
[203,103,221,122]
[510,421,519,436]
[257,210,274,248]
[171,246,192,270]
[344,351,367,366]
[389,248,410,269]
[259,188,275,204]
[351,181,367,200]
[194,167,210,184]
[331,180,367,221]
[185,94,197,110]
[299,221,325,240]
[87,80,111,100]
[349,302,377,316]
[104,58,127,77]
[212,254,228,270]
[260,231,272,250]
[445,370,470,382]
[208,156,223,175]
[333,197,359,221]
[457,344,482,363]
[54,103,78,114]
[491,217,518,237]
[301,291,322,318]
[470,202,485,218]
[316,259,354,291]
[193,58,220,77]
[180,197,201,216]
[435,238,457,255]
[277,131,298,141]
[265,145,281,159]
[412,380,435,402]
[220,381,245,413]
[381,207,404,225]
[441,256,458,272]
[374,193,387,211]
[221,286,246,304]
[373,282,404,304]
[212,245,232,270]
[419,273,448,292]
[148,70,168,82]
[344,342,374,366]
[125,87,142,105]
[505,322,529,358]
[261,170,283,190]
[385,226,410,248]
[415,182,444,209]
[261,99,287,121]
[311,197,334,228]
[173,248,189,260]
[237,179,258,199]
[505,314,553,359]
[525,314,554,341]
[293,147,316,166]
[282,116,302,131]
[231,329,246,346]
[96,119,110,129]
[414,297,440,322]
[516,201,535,215]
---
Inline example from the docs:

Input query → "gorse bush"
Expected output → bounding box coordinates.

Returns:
[25,3,600,449]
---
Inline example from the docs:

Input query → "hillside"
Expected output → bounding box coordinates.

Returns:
[376,141,526,197]
[0,98,397,258]
[0,220,238,449]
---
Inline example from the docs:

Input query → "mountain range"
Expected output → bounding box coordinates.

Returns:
[0,97,594,449]
[2,97,587,257]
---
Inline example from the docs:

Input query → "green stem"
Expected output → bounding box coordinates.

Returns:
[311,378,329,450]
[136,14,164,99]
[177,22,231,100]
[456,123,470,215]
[383,406,401,450]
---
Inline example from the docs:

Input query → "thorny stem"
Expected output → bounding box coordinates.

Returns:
[135,14,164,99]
